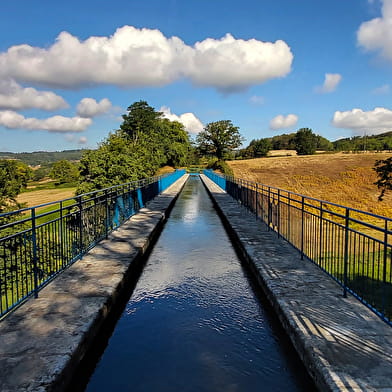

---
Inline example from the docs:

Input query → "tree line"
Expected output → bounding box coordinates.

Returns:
[0,101,391,219]
[238,129,392,159]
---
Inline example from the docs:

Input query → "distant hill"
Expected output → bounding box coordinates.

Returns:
[0,149,86,166]
[333,131,392,151]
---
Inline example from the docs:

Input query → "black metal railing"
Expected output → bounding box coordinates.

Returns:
[0,169,185,319]
[204,170,392,326]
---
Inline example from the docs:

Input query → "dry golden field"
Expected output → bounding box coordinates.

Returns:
[227,152,392,218]
[17,188,76,208]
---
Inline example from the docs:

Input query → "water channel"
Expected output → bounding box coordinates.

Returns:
[83,176,315,391]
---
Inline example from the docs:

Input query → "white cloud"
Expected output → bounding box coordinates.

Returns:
[77,97,112,118]
[188,34,293,92]
[0,26,293,92]
[332,107,392,135]
[316,73,342,93]
[357,0,392,61]
[269,114,298,130]
[160,106,204,134]
[0,110,91,132]
[0,78,68,111]
[249,95,265,105]
[372,84,390,94]
[78,136,88,144]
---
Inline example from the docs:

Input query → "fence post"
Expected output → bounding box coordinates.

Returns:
[261,185,264,223]
[31,208,39,298]
[255,183,259,219]
[277,189,281,238]
[268,187,271,231]
[343,208,350,298]
[319,201,323,266]
[382,220,388,314]
[59,201,64,266]
[105,189,109,238]
[78,196,83,254]
[301,196,305,260]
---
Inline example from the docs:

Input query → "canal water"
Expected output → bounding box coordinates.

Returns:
[84,176,315,391]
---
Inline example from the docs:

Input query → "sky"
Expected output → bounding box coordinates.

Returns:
[0,0,391,152]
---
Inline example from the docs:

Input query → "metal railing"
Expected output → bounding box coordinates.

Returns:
[0,169,185,319]
[204,170,392,326]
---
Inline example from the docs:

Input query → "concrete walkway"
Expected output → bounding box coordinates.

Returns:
[0,174,189,392]
[200,174,392,392]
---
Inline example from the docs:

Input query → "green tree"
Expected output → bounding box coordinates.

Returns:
[315,135,333,151]
[248,138,272,157]
[196,120,243,159]
[294,128,318,155]
[77,101,192,194]
[120,100,163,142]
[49,160,79,185]
[31,165,51,181]
[0,160,31,216]
[374,157,392,201]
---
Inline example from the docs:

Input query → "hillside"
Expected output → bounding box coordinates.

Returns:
[227,152,392,218]
[0,149,85,166]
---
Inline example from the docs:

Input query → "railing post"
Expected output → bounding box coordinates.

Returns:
[105,189,109,238]
[261,185,264,223]
[78,196,83,254]
[59,201,64,266]
[319,201,323,265]
[268,187,271,231]
[343,208,350,298]
[287,193,291,238]
[301,196,305,260]
[382,220,388,314]
[277,189,281,238]
[31,208,39,298]
[255,183,259,219]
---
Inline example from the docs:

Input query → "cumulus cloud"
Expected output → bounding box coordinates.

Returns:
[77,97,112,118]
[332,107,392,135]
[269,114,298,130]
[357,0,392,61]
[316,73,342,93]
[160,106,204,134]
[188,34,293,92]
[0,78,68,111]
[0,26,293,92]
[249,95,265,105]
[0,110,91,132]
[372,84,390,94]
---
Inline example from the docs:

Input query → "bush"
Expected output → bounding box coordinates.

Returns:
[206,159,233,176]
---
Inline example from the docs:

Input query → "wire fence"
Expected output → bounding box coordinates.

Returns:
[0,169,185,319]
[203,170,392,326]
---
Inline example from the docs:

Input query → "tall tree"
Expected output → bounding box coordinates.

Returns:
[374,157,392,201]
[196,120,243,159]
[120,100,163,142]
[0,160,31,217]
[77,101,191,194]
[49,160,79,185]
[294,128,318,155]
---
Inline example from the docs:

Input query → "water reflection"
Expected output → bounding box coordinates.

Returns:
[85,176,314,392]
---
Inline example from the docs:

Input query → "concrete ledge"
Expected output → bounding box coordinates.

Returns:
[200,174,392,392]
[0,174,189,392]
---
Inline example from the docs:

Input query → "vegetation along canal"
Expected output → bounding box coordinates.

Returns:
[83,176,315,391]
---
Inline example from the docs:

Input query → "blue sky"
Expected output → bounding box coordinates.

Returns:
[0,0,391,152]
